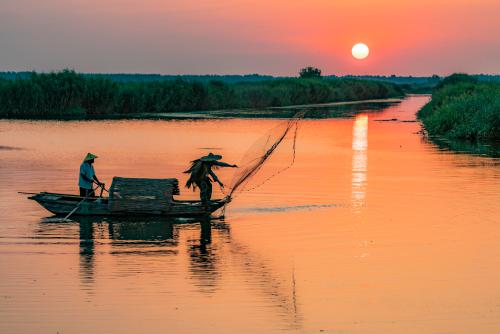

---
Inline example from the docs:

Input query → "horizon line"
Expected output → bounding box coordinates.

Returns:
[1,69,500,78]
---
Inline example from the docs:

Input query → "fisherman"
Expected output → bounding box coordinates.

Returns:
[79,153,104,197]
[184,153,237,203]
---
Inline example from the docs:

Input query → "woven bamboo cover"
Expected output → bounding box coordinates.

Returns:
[109,177,180,214]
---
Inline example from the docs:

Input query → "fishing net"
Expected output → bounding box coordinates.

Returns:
[225,112,304,200]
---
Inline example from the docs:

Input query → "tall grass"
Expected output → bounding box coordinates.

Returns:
[0,70,404,119]
[418,74,500,140]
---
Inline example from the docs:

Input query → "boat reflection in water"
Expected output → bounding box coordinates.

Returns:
[351,113,368,213]
[37,215,301,329]
[68,216,222,286]
[78,220,96,285]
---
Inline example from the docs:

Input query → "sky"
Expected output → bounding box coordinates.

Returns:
[0,0,499,76]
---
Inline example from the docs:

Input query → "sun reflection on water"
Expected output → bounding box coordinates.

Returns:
[351,114,368,212]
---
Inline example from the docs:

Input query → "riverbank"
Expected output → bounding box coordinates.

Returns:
[418,74,500,141]
[0,70,404,119]
[130,98,403,120]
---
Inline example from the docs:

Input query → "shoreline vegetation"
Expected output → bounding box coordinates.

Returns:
[418,74,500,141]
[134,98,404,120]
[0,69,406,119]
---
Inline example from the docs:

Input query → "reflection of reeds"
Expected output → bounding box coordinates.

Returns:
[422,134,500,159]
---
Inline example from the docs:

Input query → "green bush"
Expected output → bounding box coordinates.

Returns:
[418,74,500,140]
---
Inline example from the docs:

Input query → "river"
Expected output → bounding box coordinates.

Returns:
[0,95,499,333]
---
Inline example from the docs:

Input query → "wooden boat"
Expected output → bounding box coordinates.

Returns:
[28,192,227,217]
[27,177,228,217]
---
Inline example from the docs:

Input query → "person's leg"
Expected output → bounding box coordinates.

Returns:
[206,181,212,201]
[80,187,95,197]
[199,180,209,204]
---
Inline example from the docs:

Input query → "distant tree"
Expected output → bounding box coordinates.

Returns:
[428,74,441,84]
[299,67,322,79]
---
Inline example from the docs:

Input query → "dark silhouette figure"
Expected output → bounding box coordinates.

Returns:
[184,153,237,203]
[79,152,104,197]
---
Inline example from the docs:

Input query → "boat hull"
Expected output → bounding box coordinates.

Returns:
[28,192,226,217]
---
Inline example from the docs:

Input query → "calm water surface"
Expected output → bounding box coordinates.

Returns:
[1,96,499,334]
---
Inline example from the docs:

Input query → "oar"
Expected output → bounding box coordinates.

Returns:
[18,192,39,195]
[62,186,99,221]
[63,181,108,221]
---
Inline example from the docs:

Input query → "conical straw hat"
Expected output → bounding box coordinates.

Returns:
[84,153,98,161]
[200,152,222,162]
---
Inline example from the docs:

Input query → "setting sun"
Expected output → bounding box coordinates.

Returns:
[352,43,369,60]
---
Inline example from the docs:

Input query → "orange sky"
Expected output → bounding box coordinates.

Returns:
[0,0,498,75]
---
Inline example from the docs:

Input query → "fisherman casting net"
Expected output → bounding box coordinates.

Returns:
[225,112,304,200]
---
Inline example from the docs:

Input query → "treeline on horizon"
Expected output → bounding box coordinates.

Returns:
[418,74,500,141]
[0,70,404,118]
[2,71,499,84]
[0,71,275,83]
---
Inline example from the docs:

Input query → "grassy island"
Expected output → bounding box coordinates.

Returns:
[418,74,500,141]
[0,70,403,119]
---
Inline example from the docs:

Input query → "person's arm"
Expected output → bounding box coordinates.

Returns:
[208,169,223,187]
[93,174,103,186]
[213,161,238,168]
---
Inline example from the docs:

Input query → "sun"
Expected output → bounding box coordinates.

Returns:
[352,43,369,60]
